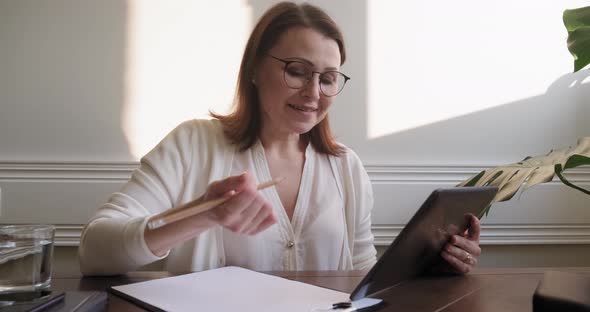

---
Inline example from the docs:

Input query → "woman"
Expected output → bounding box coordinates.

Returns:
[79,2,481,275]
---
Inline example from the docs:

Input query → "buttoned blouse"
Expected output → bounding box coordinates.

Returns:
[224,141,344,270]
[78,119,376,275]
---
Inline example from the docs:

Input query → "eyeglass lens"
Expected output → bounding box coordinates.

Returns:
[283,62,347,96]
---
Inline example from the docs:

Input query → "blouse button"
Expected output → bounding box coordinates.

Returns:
[286,241,295,248]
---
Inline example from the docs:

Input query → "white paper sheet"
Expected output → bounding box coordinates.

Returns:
[111,266,350,312]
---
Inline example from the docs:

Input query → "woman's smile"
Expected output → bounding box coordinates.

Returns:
[288,103,318,112]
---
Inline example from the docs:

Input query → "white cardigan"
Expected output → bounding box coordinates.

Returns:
[79,119,377,275]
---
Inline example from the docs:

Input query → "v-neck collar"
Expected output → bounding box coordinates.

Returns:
[252,140,313,240]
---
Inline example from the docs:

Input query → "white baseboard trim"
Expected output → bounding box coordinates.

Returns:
[2,162,587,247]
[55,225,86,246]
[0,161,137,181]
[56,224,590,247]
[372,224,590,246]
[1,161,588,182]
[363,164,590,183]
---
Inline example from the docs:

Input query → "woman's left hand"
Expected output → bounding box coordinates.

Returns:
[440,214,481,274]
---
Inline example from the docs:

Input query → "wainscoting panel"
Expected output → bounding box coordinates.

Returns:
[366,164,590,246]
[0,162,134,225]
[1,162,589,247]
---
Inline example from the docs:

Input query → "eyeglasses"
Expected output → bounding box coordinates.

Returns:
[268,55,350,97]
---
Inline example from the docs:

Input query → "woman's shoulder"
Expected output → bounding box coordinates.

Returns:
[173,118,226,141]
[144,119,227,158]
[332,142,362,165]
[322,142,366,179]
[175,118,222,133]
[156,119,231,156]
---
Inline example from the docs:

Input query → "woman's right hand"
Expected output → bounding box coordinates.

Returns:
[200,171,277,235]
[145,171,277,256]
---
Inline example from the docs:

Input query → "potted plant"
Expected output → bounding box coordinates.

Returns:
[458,6,590,211]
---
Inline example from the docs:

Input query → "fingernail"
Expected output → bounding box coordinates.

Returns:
[240,171,248,176]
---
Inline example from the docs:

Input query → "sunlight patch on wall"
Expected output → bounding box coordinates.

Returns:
[367,0,588,139]
[124,0,251,159]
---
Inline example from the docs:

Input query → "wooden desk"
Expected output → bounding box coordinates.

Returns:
[52,267,590,311]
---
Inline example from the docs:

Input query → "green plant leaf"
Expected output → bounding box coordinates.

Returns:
[460,170,485,187]
[564,6,590,31]
[564,6,590,72]
[457,138,590,203]
[555,155,590,195]
[568,27,590,72]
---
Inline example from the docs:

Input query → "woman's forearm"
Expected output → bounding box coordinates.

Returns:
[144,212,217,256]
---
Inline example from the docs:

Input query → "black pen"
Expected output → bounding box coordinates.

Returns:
[332,301,352,309]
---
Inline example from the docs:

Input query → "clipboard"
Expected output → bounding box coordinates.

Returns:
[349,186,498,300]
[108,266,361,312]
[108,287,164,312]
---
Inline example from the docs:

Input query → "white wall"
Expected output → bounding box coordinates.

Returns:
[1,0,589,266]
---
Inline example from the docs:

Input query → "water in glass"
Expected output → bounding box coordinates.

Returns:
[0,225,55,294]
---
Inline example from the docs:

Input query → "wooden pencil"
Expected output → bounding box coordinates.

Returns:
[147,177,284,230]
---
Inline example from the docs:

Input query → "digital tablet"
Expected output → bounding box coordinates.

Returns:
[350,186,498,301]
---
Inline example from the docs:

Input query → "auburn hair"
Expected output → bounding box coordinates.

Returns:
[210,2,346,156]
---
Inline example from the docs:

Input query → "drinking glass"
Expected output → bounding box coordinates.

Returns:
[0,225,55,296]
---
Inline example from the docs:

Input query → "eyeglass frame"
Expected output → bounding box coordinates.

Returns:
[267,54,351,97]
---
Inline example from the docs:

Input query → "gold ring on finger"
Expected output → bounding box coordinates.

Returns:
[464,252,474,265]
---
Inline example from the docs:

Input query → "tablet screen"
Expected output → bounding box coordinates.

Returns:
[350,186,497,301]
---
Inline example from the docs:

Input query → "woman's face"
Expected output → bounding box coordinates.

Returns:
[255,27,341,137]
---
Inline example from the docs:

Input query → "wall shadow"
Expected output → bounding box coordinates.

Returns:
[361,69,590,165]
[0,0,131,162]
[275,1,590,168]
[2,2,585,177]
